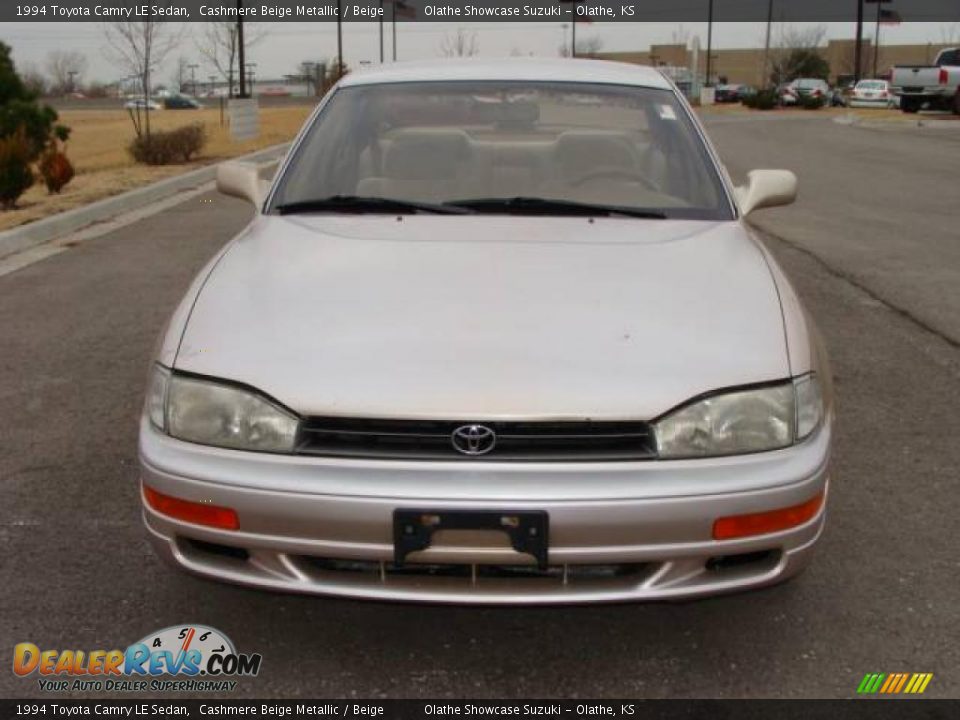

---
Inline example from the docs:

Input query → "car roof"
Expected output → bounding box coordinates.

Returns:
[339,58,674,91]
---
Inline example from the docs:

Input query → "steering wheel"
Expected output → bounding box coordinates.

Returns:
[570,167,660,192]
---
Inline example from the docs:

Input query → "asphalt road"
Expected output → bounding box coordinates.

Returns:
[1,113,958,700]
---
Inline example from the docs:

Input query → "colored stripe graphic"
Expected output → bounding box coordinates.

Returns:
[857,672,933,694]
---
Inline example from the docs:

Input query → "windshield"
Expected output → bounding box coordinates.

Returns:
[270,81,732,220]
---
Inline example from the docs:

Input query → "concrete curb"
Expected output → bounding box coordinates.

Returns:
[0,142,289,261]
[833,112,960,130]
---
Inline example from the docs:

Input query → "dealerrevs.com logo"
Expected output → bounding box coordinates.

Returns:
[13,624,261,693]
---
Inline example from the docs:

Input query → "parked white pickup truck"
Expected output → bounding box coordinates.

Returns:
[891,48,960,114]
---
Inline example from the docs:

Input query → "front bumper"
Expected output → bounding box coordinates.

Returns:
[139,417,831,604]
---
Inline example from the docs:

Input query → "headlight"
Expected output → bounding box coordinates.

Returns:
[654,376,823,459]
[146,364,170,431]
[794,374,823,440]
[154,371,298,453]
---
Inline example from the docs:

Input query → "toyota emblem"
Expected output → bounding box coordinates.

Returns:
[451,424,497,456]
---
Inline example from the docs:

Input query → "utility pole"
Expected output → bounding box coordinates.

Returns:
[337,0,344,75]
[559,1,580,57]
[237,0,246,98]
[705,0,714,86]
[392,1,397,60]
[870,0,890,78]
[763,0,774,88]
[67,70,78,94]
[854,0,864,83]
[379,0,384,62]
[572,4,577,57]
[188,64,198,96]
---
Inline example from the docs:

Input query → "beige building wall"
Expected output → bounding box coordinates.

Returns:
[596,41,954,86]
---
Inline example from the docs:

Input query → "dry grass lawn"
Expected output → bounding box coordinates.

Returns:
[1,104,314,232]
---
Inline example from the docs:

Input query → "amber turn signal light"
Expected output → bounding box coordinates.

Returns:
[143,486,239,531]
[713,491,824,540]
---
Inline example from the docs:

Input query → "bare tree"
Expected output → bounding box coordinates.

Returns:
[20,62,49,97]
[197,21,266,98]
[575,36,604,57]
[439,29,479,58]
[768,24,828,85]
[941,23,960,45]
[45,50,88,95]
[102,21,180,136]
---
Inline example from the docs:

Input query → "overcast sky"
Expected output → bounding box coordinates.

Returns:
[3,21,956,85]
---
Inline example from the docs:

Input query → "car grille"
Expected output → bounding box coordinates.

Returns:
[295,417,657,461]
[299,556,655,585]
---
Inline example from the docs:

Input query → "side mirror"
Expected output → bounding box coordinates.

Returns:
[216,161,270,208]
[735,169,797,217]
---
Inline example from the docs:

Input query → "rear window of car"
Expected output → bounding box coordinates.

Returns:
[856,81,886,90]
[270,80,733,221]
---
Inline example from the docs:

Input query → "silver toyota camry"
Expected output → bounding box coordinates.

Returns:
[140,59,833,603]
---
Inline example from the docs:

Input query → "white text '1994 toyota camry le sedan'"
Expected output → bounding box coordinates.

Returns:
[140,59,832,604]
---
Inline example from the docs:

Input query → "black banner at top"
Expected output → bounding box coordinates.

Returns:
[1,699,959,718]
[4,0,960,23]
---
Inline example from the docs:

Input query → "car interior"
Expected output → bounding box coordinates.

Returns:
[273,82,726,216]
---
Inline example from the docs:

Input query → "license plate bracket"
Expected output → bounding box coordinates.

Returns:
[393,509,549,569]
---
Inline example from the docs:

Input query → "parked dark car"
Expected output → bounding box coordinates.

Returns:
[779,79,844,108]
[714,84,743,103]
[164,95,202,110]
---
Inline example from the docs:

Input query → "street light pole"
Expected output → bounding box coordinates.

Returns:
[572,4,577,57]
[872,0,882,78]
[237,1,246,98]
[705,0,714,86]
[337,0,344,75]
[854,0,864,83]
[763,0,774,88]
[188,64,198,96]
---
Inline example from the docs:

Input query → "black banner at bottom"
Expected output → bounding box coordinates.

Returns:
[1,700,957,719]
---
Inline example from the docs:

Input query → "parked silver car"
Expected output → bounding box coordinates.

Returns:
[140,59,832,604]
[849,80,900,109]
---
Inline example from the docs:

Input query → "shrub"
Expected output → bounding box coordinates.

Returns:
[744,89,778,110]
[799,94,826,110]
[0,43,70,162]
[128,124,207,165]
[38,147,74,194]
[0,129,34,208]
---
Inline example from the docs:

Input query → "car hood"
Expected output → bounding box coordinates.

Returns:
[175,215,789,420]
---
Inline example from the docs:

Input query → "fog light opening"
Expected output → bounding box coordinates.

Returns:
[705,550,778,572]
[181,538,250,562]
[143,485,239,531]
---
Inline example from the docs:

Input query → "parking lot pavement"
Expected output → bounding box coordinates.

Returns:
[1,114,958,699]
[703,112,960,347]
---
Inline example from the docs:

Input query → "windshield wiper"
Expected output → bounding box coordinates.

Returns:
[274,195,472,216]
[444,197,667,219]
